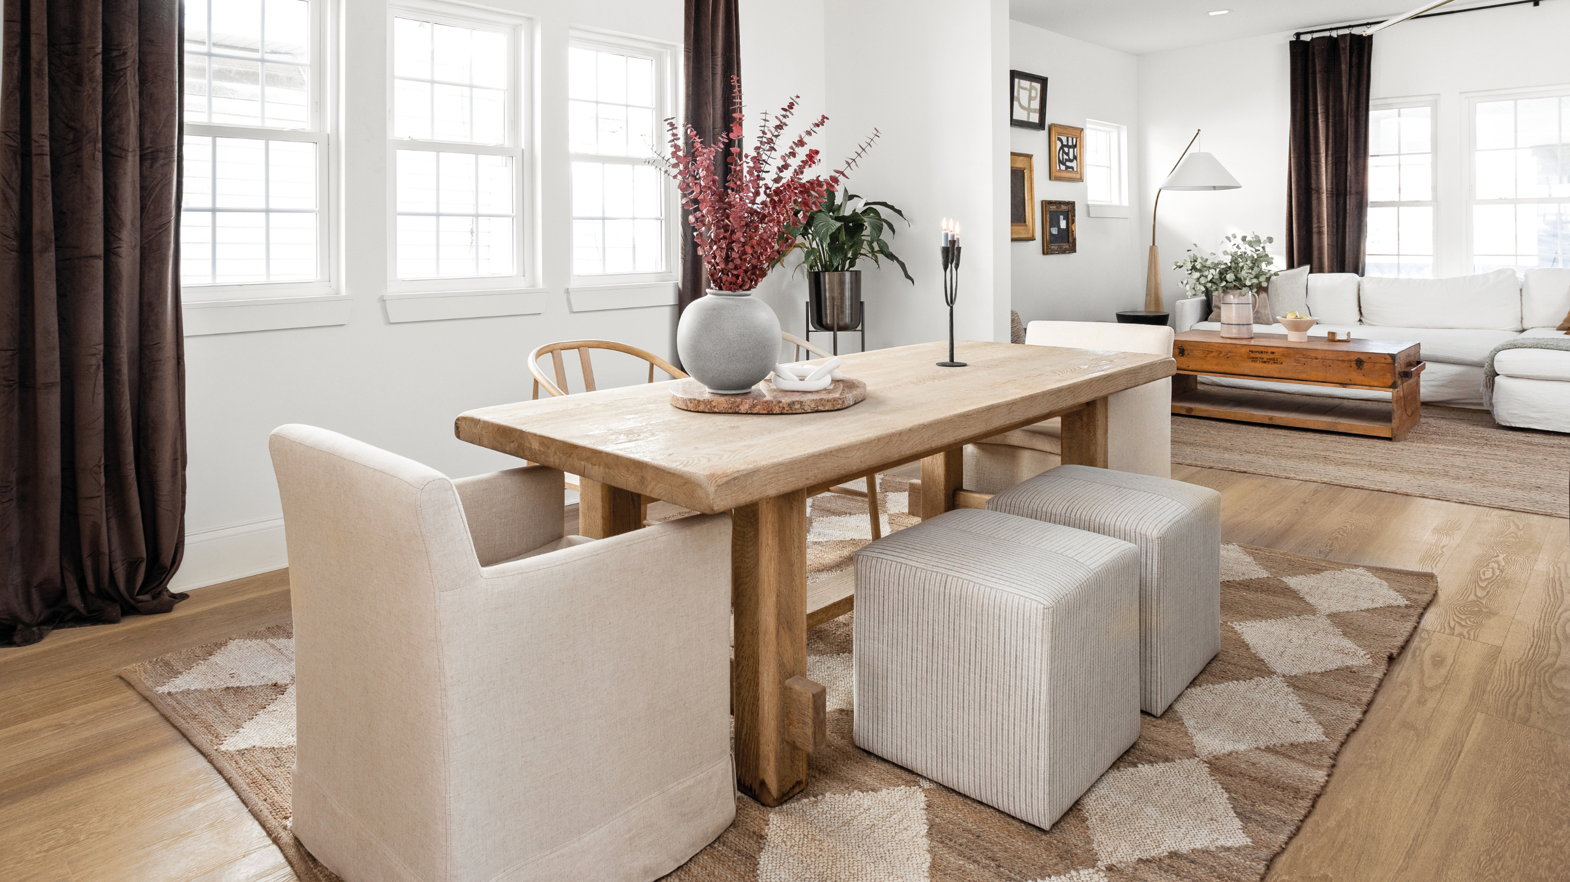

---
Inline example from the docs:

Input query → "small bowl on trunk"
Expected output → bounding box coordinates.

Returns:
[1279,316,1317,343]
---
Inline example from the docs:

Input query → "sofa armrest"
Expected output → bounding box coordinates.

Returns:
[453,465,567,566]
[1173,297,1208,333]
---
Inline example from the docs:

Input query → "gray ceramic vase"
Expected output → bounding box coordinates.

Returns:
[677,289,782,394]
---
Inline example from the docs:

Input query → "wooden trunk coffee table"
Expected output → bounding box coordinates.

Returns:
[1171,330,1425,440]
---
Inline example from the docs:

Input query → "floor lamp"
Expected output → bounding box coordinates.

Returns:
[1146,130,1242,312]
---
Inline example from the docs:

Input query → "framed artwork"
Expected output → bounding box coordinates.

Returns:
[1009,153,1036,241]
[1042,200,1076,255]
[1009,70,1048,130]
[1049,123,1084,182]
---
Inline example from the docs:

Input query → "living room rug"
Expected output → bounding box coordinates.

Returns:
[1172,394,1570,518]
[121,478,1438,882]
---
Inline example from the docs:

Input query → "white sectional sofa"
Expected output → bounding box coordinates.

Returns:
[1173,268,1570,433]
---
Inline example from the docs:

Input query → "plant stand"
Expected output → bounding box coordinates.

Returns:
[804,301,867,356]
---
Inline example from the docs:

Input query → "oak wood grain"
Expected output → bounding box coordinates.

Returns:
[1059,395,1109,467]
[1483,540,1570,735]
[784,676,827,754]
[1174,330,1421,388]
[1424,508,1556,646]
[458,341,1174,515]
[920,448,963,521]
[577,477,643,539]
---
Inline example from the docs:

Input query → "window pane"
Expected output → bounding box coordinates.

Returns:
[1476,150,1515,200]
[394,79,432,139]
[215,138,267,208]
[1474,204,1514,255]
[263,62,308,127]
[1519,144,1564,199]
[438,152,477,215]
[1398,106,1431,154]
[186,55,210,121]
[473,88,504,145]
[634,219,662,272]
[1396,257,1431,278]
[439,215,477,275]
[568,48,596,101]
[573,220,603,274]
[188,0,210,49]
[478,155,512,215]
[572,162,603,217]
[1477,101,1514,150]
[210,56,262,125]
[433,83,471,141]
[633,165,661,218]
[394,18,432,80]
[570,43,666,275]
[626,56,654,108]
[1368,155,1400,203]
[1398,206,1432,256]
[627,107,654,157]
[604,219,634,273]
[214,212,267,283]
[478,216,514,275]
[473,31,507,89]
[269,212,316,280]
[596,53,626,104]
[433,25,471,83]
[269,140,316,209]
[263,0,310,63]
[211,0,262,54]
[597,104,628,156]
[182,211,214,284]
[1519,97,1559,148]
[183,135,214,209]
[603,164,633,218]
[1399,153,1431,202]
[1085,128,1109,166]
[569,101,597,153]
[397,215,437,278]
[1369,108,1399,156]
[1518,203,1545,256]
[397,150,437,214]
[1366,206,1398,255]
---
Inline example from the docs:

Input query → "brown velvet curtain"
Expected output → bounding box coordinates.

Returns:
[1286,33,1373,275]
[0,0,188,646]
[680,0,741,315]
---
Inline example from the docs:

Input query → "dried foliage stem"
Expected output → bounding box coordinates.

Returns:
[652,77,879,292]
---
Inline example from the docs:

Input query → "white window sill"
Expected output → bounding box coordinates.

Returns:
[183,294,353,337]
[382,287,548,324]
[1086,203,1130,218]
[566,281,679,312]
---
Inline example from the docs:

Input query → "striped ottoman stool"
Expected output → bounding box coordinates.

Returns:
[988,464,1221,715]
[853,508,1141,830]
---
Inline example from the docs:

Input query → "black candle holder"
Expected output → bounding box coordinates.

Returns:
[938,241,966,367]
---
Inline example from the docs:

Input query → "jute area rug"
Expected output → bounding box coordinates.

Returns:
[1172,392,1570,519]
[121,477,1437,882]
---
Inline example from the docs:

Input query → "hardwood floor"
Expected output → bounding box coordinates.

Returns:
[2,471,1566,881]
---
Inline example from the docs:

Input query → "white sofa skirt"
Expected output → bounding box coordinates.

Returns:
[1493,376,1570,433]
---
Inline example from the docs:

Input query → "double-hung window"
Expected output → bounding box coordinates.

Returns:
[1365,102,1435,278]
[389,5,525,284]
[1470,91,1570,274]
[1084,120,1127,210]
[568,36,674,279]
[182,0,330,294]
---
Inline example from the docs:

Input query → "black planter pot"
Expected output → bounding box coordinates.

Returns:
[807,270,863,332]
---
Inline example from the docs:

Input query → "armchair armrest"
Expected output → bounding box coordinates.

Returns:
[1173,297,1208,333]
[453,465,567,567]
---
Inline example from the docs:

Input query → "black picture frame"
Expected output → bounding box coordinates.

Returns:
[1009,70,1048,130]
[1042,200,1076,255]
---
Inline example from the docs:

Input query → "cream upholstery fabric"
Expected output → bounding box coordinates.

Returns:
[965,321,1173,494]
[988,465,1221,716]
[853,509,1141,831]
[269,425,735,882]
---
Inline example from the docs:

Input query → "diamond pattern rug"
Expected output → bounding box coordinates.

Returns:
[120,476,1437,882]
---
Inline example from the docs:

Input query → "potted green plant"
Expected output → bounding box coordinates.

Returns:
[791,189,914,332]
[1172,233,1278,339]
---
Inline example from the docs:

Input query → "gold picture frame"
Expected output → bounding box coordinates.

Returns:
[1042,200,1076,255]
[1048,123,1084,182]
[1010,153,1036,241]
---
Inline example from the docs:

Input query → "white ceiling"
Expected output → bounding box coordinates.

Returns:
[1009,0,1431,55]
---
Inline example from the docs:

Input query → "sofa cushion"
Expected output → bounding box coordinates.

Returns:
[1521,268,1570,330]
[1493,348,1570,382]
[1306,274,1361,325]
[1269,266,1311,317]
[1359,269,1522,331]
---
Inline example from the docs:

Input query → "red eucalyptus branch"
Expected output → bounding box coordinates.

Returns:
[651,77,880,292]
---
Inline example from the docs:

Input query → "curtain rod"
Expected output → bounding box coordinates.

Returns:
[1293,0,1545,40]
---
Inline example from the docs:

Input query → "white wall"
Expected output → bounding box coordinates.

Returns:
[177,0,685,589]
[1009,22,1143,323]
[739,0,1012,353]
[1137,1,1570,298]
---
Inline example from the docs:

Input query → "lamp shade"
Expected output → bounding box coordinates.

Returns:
[1160,151,1241,190]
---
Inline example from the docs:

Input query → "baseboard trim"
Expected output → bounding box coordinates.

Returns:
[173,517,288,592]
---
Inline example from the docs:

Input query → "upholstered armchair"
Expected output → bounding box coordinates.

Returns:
[269,425,736,882]
[964,321,1175,494]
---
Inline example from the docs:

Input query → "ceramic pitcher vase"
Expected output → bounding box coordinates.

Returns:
[677,289,782,394]
[1218,289,1256,339]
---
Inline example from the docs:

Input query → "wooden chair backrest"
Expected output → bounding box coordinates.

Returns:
[527,340,687,399]
[782,331,834,362]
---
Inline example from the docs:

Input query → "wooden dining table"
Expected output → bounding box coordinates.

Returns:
[456,340,1175,806]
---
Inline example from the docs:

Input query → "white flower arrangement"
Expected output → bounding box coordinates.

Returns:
[1172,233,1279,298]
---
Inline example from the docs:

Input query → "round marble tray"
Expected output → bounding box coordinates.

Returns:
[670,377,867,414]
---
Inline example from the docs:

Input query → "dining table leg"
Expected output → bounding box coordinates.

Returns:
[731,488,821,807]
[578,477,644,538]
[1060,396,1110,468]
[919,447,964,519]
